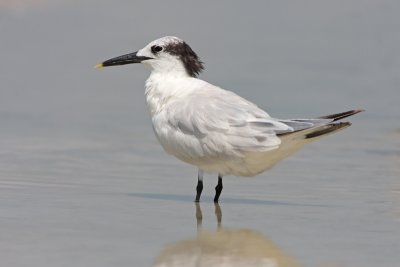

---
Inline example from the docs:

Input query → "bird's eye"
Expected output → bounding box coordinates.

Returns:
[151,45,163,54]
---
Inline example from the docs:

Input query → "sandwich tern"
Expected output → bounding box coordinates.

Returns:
[96,36,363,203]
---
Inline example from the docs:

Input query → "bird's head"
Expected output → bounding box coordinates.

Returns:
[96,36,204,77]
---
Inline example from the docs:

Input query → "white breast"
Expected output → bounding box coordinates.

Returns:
[144,73,208,161]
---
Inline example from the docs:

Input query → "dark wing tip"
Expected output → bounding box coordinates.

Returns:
[305,122,351,139]
[318,109,365,121]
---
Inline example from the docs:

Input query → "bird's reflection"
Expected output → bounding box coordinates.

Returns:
[153,203,300,267]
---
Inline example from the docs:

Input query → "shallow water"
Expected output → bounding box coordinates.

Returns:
[1,1,399,267]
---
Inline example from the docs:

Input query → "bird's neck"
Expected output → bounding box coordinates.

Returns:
[144,71,194,117]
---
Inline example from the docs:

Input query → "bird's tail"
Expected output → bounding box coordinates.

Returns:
[278,109,364,140]
[248,110,363,174]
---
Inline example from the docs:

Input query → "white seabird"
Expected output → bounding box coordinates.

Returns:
[96,36,363,203]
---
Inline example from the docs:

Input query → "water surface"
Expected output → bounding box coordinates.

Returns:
[1,1,399,266]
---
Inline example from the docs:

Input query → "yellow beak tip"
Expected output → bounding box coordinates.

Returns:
[94,63,103,69]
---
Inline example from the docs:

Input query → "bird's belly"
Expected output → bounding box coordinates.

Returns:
[184,152,282,177]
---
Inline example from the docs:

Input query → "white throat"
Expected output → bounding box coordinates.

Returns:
[144,70,193,117]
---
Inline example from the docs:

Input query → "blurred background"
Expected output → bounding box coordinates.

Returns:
[0,1,399,267]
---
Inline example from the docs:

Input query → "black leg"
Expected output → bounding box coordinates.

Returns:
[214,175,223,203]
[195,170,204,202]
[195,179,203,202]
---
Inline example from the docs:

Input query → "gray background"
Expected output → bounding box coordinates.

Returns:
[1,1,399,266]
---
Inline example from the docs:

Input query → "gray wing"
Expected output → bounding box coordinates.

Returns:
[166,87,294,157]
[277,118,330,131]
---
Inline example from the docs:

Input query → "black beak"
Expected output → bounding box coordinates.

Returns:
[95,51,152,68]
